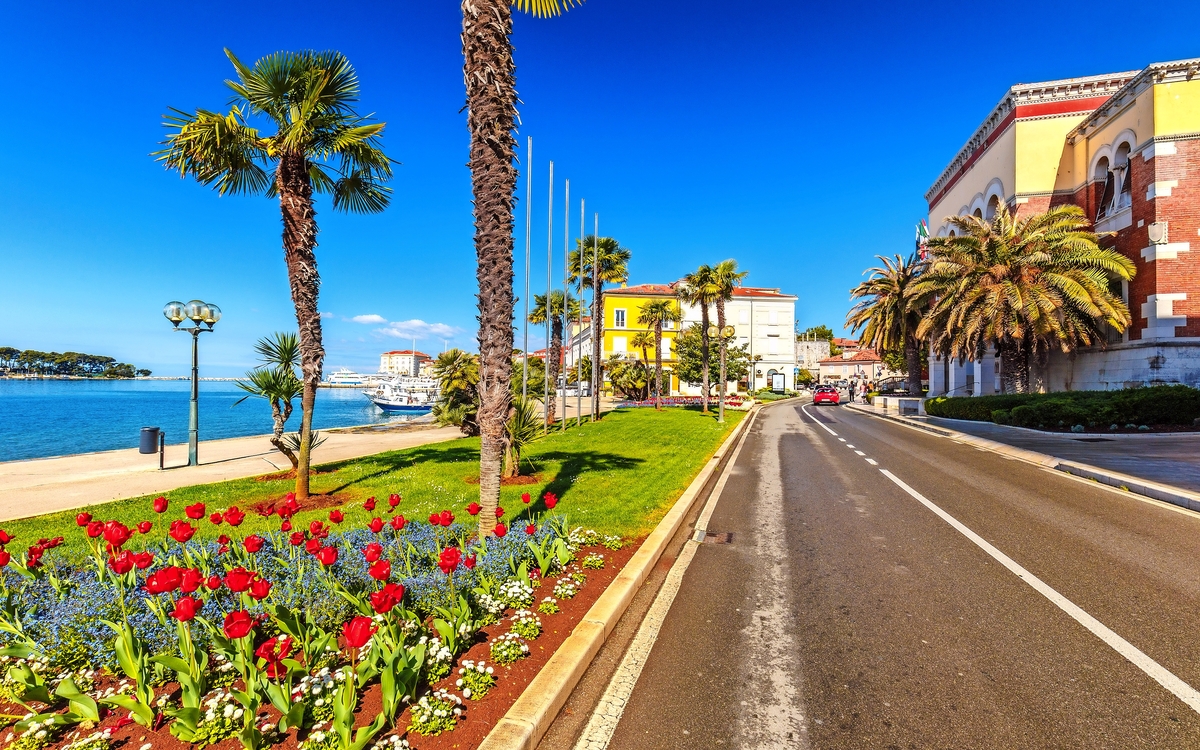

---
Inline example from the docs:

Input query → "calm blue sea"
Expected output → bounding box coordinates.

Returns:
[0,380,422,463]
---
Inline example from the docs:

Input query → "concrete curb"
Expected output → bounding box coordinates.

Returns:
[846,403,1200,514]
[476,406,762,750]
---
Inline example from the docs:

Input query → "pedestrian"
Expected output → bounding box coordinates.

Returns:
[848,379,856,403]
[860,380,868,402]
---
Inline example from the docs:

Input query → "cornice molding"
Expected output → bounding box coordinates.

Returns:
[1068,58,1200,143]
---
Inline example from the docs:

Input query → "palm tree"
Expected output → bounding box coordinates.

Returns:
[711,260,748,420]
[638,299,682,409]
[846,254,926,396]
[432,349,481,435]
[460,0,580,537]
[914,204,1134,393]
[234,333,304,470]
[568,235,632,419]
[630,331,655,365]
[157,49,393,500]
[528,290,580,424]
[677,265,719,411]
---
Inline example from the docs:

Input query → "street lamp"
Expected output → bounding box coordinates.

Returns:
[164,299,221,466]
[707,325,737,423]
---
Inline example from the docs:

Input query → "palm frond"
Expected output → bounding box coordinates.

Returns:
[511,0,583,18]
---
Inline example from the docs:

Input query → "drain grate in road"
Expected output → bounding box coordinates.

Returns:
[701,531,734,544]
[1073,437,1115,442]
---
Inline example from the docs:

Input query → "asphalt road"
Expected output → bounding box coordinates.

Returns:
[600,400,1200,749]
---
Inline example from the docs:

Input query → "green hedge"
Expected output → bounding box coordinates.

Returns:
[925,385,1200,429]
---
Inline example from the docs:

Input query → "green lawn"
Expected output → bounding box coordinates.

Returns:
[6,407,742,553]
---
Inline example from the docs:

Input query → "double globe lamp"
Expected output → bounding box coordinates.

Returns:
[163,300,221,466]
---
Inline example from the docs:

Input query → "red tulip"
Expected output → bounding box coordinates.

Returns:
[108,551,134,574]
[209,512,224,526]
[495,507,505,519]
[493,523,508,538]
[544,492,558,509]
[43,536,64,549]
[316,546,338,566]
[185,503,206,520]
[224,567,255,593]
[223,610,254,640]
[309,520,328,538]
[145,566,183,594]
[249,578,272,601]
[521,492,531,504]
[136,521,152,534]
[243,535,264,554]
[0,530,10,545]
[281,520,293,533]
[170,596,202,622]
[180,568,203,593]
[363,542,383,563]
[224,507,245,527]
[254,636,293,679]
[103,521,132,550]
[254,502,276,518]
[329,510,344,524]
[152,496,169,514]
[467,502,481,516]
[368,559,391,580]
[427,513,439,525]
[369,583,404,614]
[388,493,401,508]
[290,532,306,546]
[342,616,376,649]
[218,534,231,545]
[463,554,477,570]
[75,512,93,526]
[390,514,406,531]
[133,551,154,569]
[439,510,454,527]
[363,497,376,511]
[86,521,103,539]
[368,517,384,533]
[305,538,322,555]
[438,546,462,575]
[525,523,537,535]
[0,550,8,567]
[169,520,196,543]
[205,575,222,591]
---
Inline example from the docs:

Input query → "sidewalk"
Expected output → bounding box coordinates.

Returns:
[0,422,463,521]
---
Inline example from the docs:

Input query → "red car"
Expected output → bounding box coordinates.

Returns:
[812,385,840,405]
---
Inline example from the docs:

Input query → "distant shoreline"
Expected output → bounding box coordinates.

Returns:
[0,375,239,381]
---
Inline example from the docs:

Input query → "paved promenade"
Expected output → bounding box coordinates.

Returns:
[0,422,463,521]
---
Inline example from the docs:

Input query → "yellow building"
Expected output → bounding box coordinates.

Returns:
[601,283,684,393]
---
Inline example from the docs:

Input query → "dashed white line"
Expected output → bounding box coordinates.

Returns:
[838,438,846,442]
[879,468,1200,715]
[854,450,865,456]
[846,444,856,449]
[865,458,878,466]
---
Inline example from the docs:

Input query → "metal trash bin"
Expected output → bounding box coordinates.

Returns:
[139,427,161,454]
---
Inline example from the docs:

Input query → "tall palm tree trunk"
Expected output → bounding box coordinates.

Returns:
[591,274,602,420]
[716,298,727,412]
[547,317,562,423]
[462,0,517,535]
[654,322,664,410]
[278,154,323,500]
[699,305,710,412]
[904,336,922,397]
[997,339,1029,394]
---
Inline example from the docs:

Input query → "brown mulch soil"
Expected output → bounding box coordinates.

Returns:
[3,541,640,750]
[255,469,338,482]
[462,474,543,486]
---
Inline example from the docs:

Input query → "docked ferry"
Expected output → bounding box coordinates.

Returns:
[363,377,439,412]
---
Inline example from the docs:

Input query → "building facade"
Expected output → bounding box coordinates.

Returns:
[926,57,1200,394]
[818,349,897,384]
[796,338,832,379]
[379,350,430,377]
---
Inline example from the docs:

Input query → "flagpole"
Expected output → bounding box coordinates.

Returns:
[562,178,570,432]
[522,136,532,404]
[591,213,599,422]
[544,160,553,433]
[576,198,584,428]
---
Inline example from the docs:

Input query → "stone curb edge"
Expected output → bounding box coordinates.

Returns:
[476,405,762,750]
[846,403,1200,514]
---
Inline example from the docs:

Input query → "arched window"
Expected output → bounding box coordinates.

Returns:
[1093,156,1110,182]
[948,229,957,238]
[1113,143,1132,211]
[972,208,983,219]
[985,195,1000,220]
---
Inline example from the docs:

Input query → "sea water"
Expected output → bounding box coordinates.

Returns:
[0,379,421,462]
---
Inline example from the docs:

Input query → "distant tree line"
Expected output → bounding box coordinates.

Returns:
[0,347,150,378]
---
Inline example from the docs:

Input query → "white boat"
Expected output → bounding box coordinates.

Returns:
[363,377,439,412]
[326,368,374,386]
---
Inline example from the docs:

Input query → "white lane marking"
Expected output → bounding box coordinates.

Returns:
[865,458,878,466]
[575,409,766,750]
[838,438,846,442]
[879,468,1200,715]
[854,450,865,456]
[801,404,837,436]
[846,444,856,449]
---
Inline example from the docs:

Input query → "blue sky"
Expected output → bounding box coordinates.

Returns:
[2,0,1197,377]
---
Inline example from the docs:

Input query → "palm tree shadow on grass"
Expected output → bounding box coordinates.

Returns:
[319,445,483,495]
[511,450,644,524]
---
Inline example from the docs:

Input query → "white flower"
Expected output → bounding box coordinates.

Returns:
[140,743,153,750]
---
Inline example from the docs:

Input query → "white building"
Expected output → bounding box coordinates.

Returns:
[796,338,831,379]
[679,287,798,393]
[379,350,430,377]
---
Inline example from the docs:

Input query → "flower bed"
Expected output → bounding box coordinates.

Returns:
[0,490,633,750]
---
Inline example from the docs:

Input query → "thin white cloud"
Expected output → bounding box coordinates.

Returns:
[319,311,335,319]
[377,319,463,340]
[351,314,387,324]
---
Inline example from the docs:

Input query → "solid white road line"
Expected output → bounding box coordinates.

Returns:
[801,404,838,437]
[879,468,1200,715]
[575,408,764,750]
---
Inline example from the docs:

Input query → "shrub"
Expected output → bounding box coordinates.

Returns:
[927,385,1200,429]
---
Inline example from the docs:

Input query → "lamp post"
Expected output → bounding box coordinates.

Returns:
[163,299,221,466]
[707,324,736,423]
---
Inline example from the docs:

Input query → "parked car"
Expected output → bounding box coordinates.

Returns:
[812,385,840,405]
